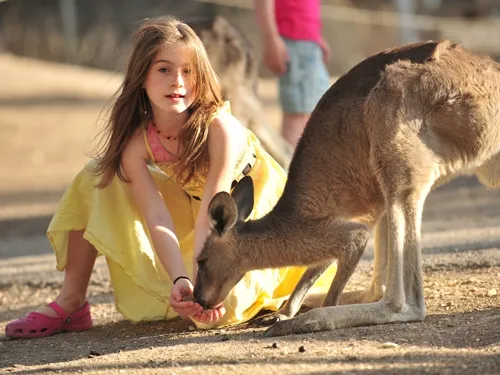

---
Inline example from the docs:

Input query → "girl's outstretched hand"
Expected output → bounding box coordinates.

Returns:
[192,305,227,324]
[169,278,204,318]
[169,277,227,324]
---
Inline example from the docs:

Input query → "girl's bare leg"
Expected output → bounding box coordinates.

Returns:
[38,230,97,317]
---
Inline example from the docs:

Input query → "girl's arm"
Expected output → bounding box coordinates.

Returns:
[188,112,244,324]
[193,112,245,276]
[121,132,202,317]
[253,0,279,41]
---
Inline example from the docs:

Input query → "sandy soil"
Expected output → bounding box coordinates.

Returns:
[0,54,499,375]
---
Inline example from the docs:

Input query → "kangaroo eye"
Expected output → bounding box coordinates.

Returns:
[198,259,206,269]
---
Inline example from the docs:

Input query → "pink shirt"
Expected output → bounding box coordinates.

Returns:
[275,0,322,43]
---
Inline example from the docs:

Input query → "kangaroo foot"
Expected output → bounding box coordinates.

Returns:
[250,311,291,327]
[263,309,328,337]
[263,301,426,337]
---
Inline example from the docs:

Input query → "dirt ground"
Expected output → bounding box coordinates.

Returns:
[0,54,499,375]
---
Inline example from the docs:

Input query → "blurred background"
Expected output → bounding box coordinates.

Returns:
[1,0,500,76]
[1,0,500,281]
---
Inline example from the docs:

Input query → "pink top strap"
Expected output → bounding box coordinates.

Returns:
[145,102,232,163]
[146,123,177,163]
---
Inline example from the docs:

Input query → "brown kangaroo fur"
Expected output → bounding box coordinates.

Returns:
[193,40,500,336]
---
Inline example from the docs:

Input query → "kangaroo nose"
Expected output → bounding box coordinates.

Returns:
[193,290,206,309]
[197,298,209,311]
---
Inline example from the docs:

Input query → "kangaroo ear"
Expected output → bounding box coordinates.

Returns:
[231,176,254,222]
[208,192,238,235]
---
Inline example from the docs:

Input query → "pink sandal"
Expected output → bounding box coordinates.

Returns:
[5,301,93,339]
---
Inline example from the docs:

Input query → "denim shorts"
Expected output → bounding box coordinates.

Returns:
[279,38,331,114]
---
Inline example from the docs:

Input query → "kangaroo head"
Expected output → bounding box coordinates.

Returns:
[193,176,254,310]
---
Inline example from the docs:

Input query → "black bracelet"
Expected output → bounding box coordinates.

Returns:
[173,276,191,285]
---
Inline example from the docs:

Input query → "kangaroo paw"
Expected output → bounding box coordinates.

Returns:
[250,312,290,327]
[263,312,328,337]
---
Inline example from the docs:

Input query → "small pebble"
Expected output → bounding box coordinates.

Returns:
[272,342,278,349]
[487,289,497,297]
[381,342,399,349]
[88,350,102,358]
[298,345,306,353]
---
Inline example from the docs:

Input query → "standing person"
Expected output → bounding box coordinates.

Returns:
[254,0,331,147]
[5,15,337,339]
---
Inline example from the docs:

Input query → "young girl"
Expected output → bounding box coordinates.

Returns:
[6,16,337,339]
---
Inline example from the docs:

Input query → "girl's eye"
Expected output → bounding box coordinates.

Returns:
[183,69,192,75]
[159,67,169,73]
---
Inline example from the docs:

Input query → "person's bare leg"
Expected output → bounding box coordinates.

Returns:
[37,230,97,317]
[282,113,310,147]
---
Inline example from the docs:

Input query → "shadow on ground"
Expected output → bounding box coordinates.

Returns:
[1,308,499,371]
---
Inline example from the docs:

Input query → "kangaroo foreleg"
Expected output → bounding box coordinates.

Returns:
[339,213,388,305]
[250,262,333,327]
[322,224,369,307]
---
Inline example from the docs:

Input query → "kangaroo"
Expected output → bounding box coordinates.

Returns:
[186,15,294,169]
[193,40,500,336]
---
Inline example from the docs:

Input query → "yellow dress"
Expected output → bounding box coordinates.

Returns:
[46,103,337,329]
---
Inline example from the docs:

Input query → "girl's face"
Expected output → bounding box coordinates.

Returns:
[144,42,196,118]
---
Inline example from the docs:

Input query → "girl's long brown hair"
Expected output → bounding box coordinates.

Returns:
[93,16,224,187]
